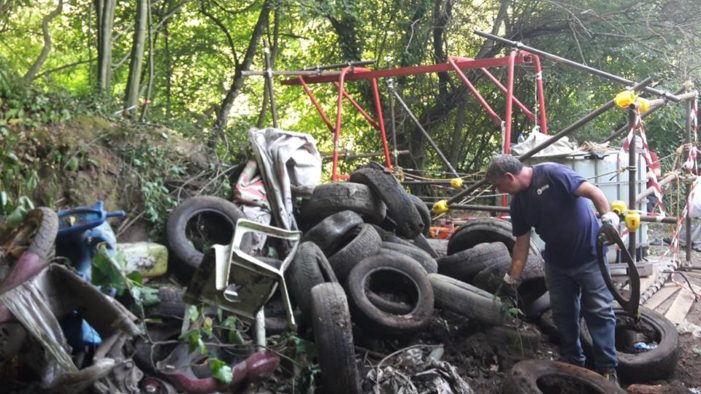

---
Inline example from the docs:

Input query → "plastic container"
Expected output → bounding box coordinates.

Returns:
[117,242,168,278]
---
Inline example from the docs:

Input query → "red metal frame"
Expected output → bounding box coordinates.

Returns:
[284,50,548,181]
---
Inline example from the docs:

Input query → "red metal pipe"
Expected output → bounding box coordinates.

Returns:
[371,77,393,170]
[282,55,529,85]
[480,67,535,121]
[298,76,335,133]
[448,57,502,126]
[504,50,516,154]
[332,67,351,181]
[333,81,380,130]
[532,54,549,134]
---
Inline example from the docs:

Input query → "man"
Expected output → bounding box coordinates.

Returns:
[486,154,620,383]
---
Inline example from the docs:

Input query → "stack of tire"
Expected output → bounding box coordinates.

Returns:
[437,217,550,323]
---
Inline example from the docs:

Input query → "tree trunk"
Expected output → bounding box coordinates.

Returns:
[212,0,272,137]
[124,0,148,118]
[23,0,63,84]
[96,0,116,93]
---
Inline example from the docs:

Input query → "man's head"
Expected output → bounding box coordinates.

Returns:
[486,154,527,194]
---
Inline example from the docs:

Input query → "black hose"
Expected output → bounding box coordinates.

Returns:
[596,223,641,320]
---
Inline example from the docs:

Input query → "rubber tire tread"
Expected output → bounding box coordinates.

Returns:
[580,305,679,382]
[167,196,245,270]
[411,233,438,258]
[300,182,386,225]
[472,254,545,293]
[346,254,434,334]
[429,273,505,326]
[145,286,186,319]
[27,207,58,260]
[301,210,364,255]
[287,242,337,323]
[328,223,382,281]
[407,194,431,236]
[447,218,541,257]
[437,242,510,283]
[502,360,626,394]
[310,283,361,394]
[349,166,423,238]
[366,290,414,315]
[380,241,437,273]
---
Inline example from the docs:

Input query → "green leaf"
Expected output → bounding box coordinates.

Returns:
[203,317,213,337]
[92,245,127,295]
[188,305,200,322]
[209,358,232,384]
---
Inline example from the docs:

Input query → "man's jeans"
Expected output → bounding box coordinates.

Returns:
[544,258,617,372]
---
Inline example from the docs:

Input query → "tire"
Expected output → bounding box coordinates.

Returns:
[299,182,386,225]
[522,290,551,321]
[145,286,186,319]
[349,165,423,238]
[371,224,413,245]
[328,223,382,281]
[429,273,505,326]
[287,242,338,323]
[410,233,438,258]
[366,290,414,315]
[437,242,510,283]
[447,218,541,257]
[580,305,679,382]
[380,241,437,273]
[310,283,361,394]
[26,207,59,259]
[536,308,560,344]
[503,360,626,394]
[472,254,545,295]
[167,196,246,273]
[346,254,433,335]
[407,194,431,236]
[301,210,364,256]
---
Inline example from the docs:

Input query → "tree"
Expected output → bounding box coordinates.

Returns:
[124,0,149,118]
[95,0,117,93]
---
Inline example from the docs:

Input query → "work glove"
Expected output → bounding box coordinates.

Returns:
[601,211,620,228]
[495,273,519,301]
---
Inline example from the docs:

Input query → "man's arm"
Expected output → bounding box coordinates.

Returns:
[575,181,611,215]
[510,233,531,280]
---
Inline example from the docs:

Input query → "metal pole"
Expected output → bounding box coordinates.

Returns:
[450,204,510,213]
[332,68,350,181]
[371,77,393,170]
[685,96,693,264]
[473,30,681,102]
[303,60,376,71]
[389,87,460,178]
[604,87,687,143]
[264,47,278,127]
[627,107,637,262]
[447,77,654,205]
[388,78,399,168]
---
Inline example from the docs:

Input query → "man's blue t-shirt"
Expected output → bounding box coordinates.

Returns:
[510,163,599,267]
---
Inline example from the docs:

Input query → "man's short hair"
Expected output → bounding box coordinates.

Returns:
[486,154,523,181]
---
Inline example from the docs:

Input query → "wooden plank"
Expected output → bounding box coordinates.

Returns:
[643,284,680,311]
[664,288,696,325]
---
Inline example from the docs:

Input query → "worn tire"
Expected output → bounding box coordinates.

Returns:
[349,165,423,238]
[411,233,438,258]
[437,242,510,283]
[287,242,338,323]
[167,196,245,273]
[366,290,414,315]
[299,182,386,225]
[503,360,626,394]
[580,305,679,382]
[145,286,187,319]
[310,283,361,394]
[472,254,545,294]
[328,223,382,281]
[25,207,59,259]
[346,254,433,335]
[429,273,505,326]
[536,308,560,344]
[301,210,364,256]
[407,194,431,236]
[380,241,437,273]
[447,218,541,257]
